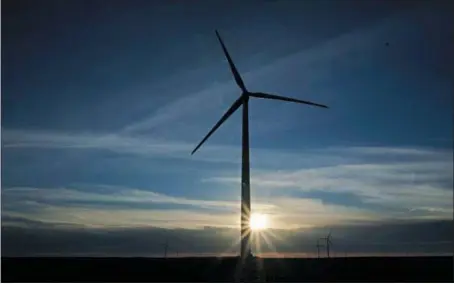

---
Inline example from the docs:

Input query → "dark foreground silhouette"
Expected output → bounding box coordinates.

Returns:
[2,256,452,282]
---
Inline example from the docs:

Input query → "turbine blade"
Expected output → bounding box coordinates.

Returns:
[250,92,329,109]
[215,30,247,92]
[191,97,243,155]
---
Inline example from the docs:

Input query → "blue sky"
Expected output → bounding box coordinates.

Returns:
[1,0,453,256]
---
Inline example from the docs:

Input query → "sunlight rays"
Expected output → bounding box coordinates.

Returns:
[250,213,268,231]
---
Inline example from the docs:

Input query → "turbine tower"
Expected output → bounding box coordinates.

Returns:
[316,238,324,258]
[320,231,333,258]
[191,30,329,260]
[164,237,169,258]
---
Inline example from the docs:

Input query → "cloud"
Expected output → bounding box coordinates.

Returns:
[115,3,427,138]
[2,129,236,164]
[2,185,242,211]
[263,197,387,229]
[2,128,356,167]
[2,129,452,228]
[1,185,274,229]
[3,127,452,224]
[205,146,454,219]
[2,218,451,257]
[120,79,237,135]
[2,183,383,230]
[6,128,412,169]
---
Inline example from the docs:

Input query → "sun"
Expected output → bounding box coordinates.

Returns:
[250,213,268,231]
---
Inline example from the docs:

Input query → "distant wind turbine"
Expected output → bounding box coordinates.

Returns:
[316,238,324,258]
[191,30,329,260]
[320,230,333,258]
[164,237,169,258]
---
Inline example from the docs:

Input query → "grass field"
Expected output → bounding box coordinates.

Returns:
[2,256,452,282]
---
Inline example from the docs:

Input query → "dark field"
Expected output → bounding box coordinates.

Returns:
[2,256,452,282]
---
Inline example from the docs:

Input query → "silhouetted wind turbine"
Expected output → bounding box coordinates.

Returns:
[191,30,329,260]
[164,237,169,258]
[320,231,333,258]
[316,238,324,258]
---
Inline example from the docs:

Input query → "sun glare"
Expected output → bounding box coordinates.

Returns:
[250,213,268,231]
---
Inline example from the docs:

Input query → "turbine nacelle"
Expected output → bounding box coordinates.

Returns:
[241,92,249,102]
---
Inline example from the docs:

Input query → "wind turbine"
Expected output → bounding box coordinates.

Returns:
[191,30,329,260]
[320,231,333,258]
[163,237,169,258]
[316,238,324,258]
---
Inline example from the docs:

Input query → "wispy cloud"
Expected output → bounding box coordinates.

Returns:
[115,4,425,138]
[2,182,385,230]
[2,129,225,162]
[120,80,237,135]
[2,186,236,229]
[2,128,354,167]
[13,129,440,168]
[4,129,452,217]
[205,146,453,219]
[2,184,274,212]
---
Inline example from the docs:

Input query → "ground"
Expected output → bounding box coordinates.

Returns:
[2,256,452,282]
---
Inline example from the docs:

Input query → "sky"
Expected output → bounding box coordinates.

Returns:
[1,0,453,257]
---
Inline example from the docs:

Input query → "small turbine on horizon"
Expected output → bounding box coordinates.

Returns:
[320,230,333,258]
[191,30,329,261]
[316,238,324,258]
[164,237,169,258]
